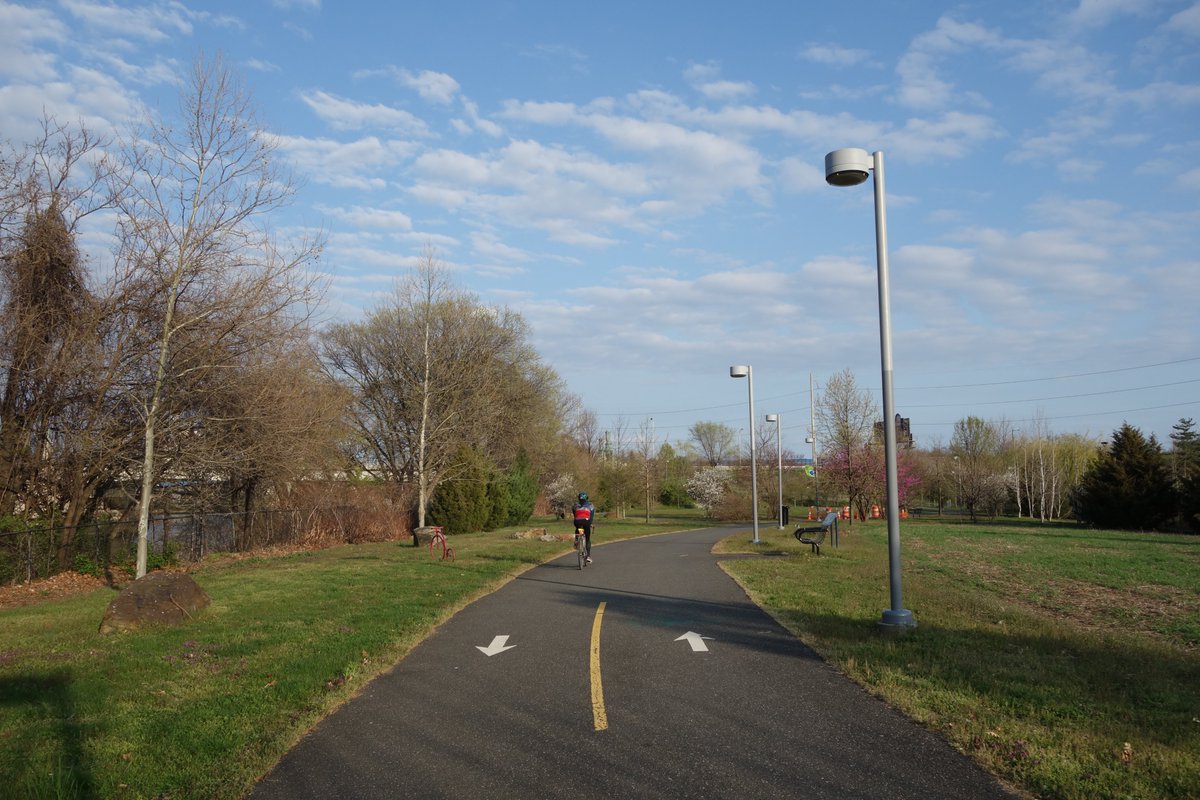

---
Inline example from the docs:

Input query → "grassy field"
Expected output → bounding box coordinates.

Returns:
[2,511,1197,799]
[0,512,706,800]
[719,516,1200,800]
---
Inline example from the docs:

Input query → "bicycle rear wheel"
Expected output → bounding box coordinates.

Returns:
[576,532,586,570]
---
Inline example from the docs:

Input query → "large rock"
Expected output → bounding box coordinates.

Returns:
[98,571,211,635]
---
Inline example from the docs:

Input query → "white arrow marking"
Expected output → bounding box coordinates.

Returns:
[675,631,713,652]
[476,635,517,657]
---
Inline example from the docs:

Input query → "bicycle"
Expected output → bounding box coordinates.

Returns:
[575,525,587,570]
[427,526,454,561]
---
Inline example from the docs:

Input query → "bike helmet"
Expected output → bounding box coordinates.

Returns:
[578,492,588,502]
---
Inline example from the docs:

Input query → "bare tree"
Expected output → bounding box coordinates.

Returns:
[115,53,323,576]
[689,421,736,467]
[950,416,1003,522]
[633,417,661,522]
[0,117,130,566]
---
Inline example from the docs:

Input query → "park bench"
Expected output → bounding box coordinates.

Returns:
[793,510,839,555]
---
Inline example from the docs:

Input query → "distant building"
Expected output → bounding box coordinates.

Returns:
[874,413,914,450]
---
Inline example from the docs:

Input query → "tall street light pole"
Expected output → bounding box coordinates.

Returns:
[729,365,760,544]
[766,414,783,529]
[824,148,916,631]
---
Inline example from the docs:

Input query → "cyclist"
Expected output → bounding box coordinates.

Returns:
[572,492,596,563]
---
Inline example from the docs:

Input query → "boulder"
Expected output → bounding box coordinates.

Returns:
[412,526,443,546]
[98,571,210,634]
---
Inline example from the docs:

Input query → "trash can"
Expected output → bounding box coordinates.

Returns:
[781,505,790,525]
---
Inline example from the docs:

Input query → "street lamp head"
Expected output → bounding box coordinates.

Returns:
[729,365,750,378]
[766,414,778,423]
[824,147,871,187]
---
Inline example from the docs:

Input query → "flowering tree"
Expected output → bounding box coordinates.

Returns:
[546,473,577,519]
[686,467,730,512]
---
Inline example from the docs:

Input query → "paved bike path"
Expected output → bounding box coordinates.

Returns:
[251,526,1015,799]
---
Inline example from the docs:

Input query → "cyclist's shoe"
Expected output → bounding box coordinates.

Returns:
[586,557,593,563]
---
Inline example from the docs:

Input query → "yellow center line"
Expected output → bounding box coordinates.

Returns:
[590,601,608,731]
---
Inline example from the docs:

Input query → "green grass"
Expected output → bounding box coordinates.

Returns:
[719,517,1200,800]
[0,511,707,800]
[6,510,1198,799]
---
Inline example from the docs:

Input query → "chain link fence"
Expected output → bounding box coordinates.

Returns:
[0,506,395,585]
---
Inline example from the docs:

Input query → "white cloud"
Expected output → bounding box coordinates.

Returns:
[895,16,1002,110]
[396,68,460,104]
[245,58,280,73]
[683,62,755,101]
[1165,3,1200,37]
[471,231,530,262]
[696,80,756,101]
[777,157,825,193]
[319,205,413,230]
[886,112,1002,161]
[61,0,193,41]
[1178,167,1200,189]
[0,2,65,81]
[300,90,431,136]
[800,44,871,67]
[1057,158,1104,181]
[274,134,416,189]
[1067,0,1154,28]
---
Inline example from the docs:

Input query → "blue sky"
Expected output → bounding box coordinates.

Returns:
[2,0,1198,452]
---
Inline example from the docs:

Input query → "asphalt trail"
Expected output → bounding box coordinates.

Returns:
[250,526,1015,799]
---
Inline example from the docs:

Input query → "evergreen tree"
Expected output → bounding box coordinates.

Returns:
[1072,423,1176,530]
[503,449,538,525]
[428,446,489,534]
[483,469,510,531]
[1171,419,1200,532]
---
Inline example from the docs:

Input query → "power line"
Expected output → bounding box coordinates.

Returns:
[900,356,1200,391]
[910,400,1200,427]
[594,356,1200,418]
[901,379,1200,409]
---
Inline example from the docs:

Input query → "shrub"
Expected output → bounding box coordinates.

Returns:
[504,450,538,525]
[428,447,490,534]
[484,471,510,531]
[659,478,695,508]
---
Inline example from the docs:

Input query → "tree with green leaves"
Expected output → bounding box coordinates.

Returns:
[1072,423,1176,531]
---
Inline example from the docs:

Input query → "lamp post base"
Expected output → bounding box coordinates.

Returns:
[878,608,917,634]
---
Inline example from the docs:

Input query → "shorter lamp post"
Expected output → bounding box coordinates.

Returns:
[730,365,760,544]
[766,414,783,528]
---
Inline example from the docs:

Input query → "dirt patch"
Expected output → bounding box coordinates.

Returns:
[0,571,110,609]
[1015,579,1199,644]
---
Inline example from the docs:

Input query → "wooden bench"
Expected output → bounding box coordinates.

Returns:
[793,511,839,555]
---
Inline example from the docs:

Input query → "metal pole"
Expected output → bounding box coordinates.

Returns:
[872,151,915,630]
[768,412,787,532]
[776,415,783,529]
[810,373,819,509]
[747,367,760,544]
